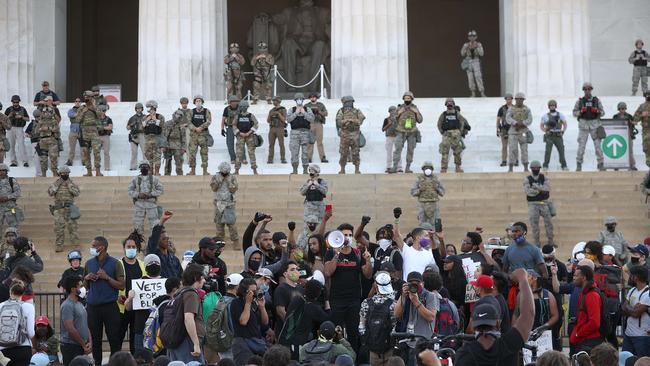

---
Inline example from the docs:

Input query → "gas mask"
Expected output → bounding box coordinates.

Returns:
[424,169,432,176]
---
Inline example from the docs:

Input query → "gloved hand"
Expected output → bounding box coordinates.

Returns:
[393,207,402,219]
[590,107,599,113]
[361,216,371,225]
[288,221,296,231]
[221,128,226,137]
[580,107,587,113]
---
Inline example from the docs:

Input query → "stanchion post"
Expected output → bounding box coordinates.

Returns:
[273,65,278,97]
[319,64,325,99]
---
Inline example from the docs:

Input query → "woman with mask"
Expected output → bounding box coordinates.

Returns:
[117,231,145,355]
[125,254,162,356]
[230,278,269,366]
[0,280,35,366]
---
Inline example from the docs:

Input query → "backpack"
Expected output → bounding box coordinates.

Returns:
[579,286,612,338]
[205,296,235,352]
[435,297,460,336]
[160,288,196,349]
[302,339,334,363]
[364,299,394,353]
[0,300,26,347]
[594,265,622,299]
[143,299,170,354]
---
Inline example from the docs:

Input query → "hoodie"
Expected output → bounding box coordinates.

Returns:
[570,282,602,345]
[243,246,288,277]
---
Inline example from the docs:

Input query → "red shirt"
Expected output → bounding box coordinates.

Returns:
[570,283,602,345]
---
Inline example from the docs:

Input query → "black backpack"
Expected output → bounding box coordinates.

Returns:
[579,286,611,338]
[160,288,196,349]
[364,300,393,353]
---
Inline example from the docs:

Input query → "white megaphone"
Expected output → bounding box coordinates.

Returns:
[327,230,346,249]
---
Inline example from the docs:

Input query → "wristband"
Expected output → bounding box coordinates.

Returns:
[394,219,400,225]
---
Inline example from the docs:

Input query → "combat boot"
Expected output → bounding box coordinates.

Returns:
[253,167,258,175]
[480,91,487,97]
[41,166,48,177]
[234,167,240,175]
[354,165,361,174]
[65,160,73,166]
[523,163,529,172]
[55,244,64,253]
[597,163,605,171]
[301,165,308,174]
[338,164,346,174]
[164,164,171,176]
[322,156,328,163]
[387,168,397,174]
[95,168,103,176]
[440,164,448,173]
[291,164,298,174]
[84,168,92,177]
[202,166,209,175]
[500,161,507,167]
[576,163,582,172]
[243,159,248,165]
[470,90,476,97]
[404,163,413,173]
[455,165,463,173]
[281,158,287,164]
[508,165,514,173]
[175,167,183,176]
[188,167,195,175]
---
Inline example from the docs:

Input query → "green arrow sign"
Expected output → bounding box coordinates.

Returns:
[602,135,627,159]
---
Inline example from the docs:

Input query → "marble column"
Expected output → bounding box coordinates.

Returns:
[505,0,590,97]
[138,0,228,101]
[0,0,34,103]
[331,0,409,98]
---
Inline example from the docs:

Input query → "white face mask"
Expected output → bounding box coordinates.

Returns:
[195,101,203,108]
[378,239,392,251]
[78,287,87,298]
[424,169,433,176]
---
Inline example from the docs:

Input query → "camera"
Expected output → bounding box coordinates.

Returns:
[408,283,419,293]
[256,290,265,299]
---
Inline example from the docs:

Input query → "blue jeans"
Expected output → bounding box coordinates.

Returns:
[167,337,205,364]
[623,335,650,357]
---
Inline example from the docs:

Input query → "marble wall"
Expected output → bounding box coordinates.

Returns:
[0,0,34,103]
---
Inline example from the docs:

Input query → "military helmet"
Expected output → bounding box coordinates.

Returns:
[617,102,627,110]
[173,110,184,120]
[530,160,542,168]
[514,92,526,99]
[547,99,557,106]
[388,106,397,112]
[294,93,305,100]
[582,82,593,90]
[218,161,231,174]
[0,163,9,172]
[468,30,477,37]
[10,95,20,103]
[97,104,109,112]
[139,160,151,168]
[272,96,282,103]
[32,109,41,118]
[341,95,354,103]
[444,98,455,105]
[604,216,617,225]
[308,164,321,174]
[308,92,320,98]
[239,101,249,109]
[193,95,205,104]
[58,166,71,174]
[504,93,513,99]
[145,100,158,109]
[4,227,17,236]
[421,161,434,170]
[229,42,240,49]
[91,85,100,92]
[228,95,240,103]
[83,90,93,98]
[257,41,268,49]
[135,102,144,110]
[402,91,414,99]
[179,97,189,104]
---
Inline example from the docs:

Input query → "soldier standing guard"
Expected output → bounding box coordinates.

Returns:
[187,95,211,176]
[612,102,637,171]
[97,105,113,171]
[306,92,328,164]
[37,96,61,177]
[633,91,650,168]
[496,94,514,167]
[0,109,12,164]
[77,90,104,176]
[267,96,287,164]
[143,100,165,175]
[629,39,649,96]
[598,216,629,265]
[287,93,315,175]
[48,166,80,252]
[251,42,275,104]
[335,96,365,174]
[163,110,187,176]
[437,98,467,173]
[300,164,328,224]
[0,164,21,236]
[411,161,445,227]
[461,30,486,97]
[221,96,241,164]
[0,227,17,268]
[127,103,146,171]
[211,162,240,250]
[573,82,605,171]
[224,43,246,99]
[506,92,532,172]
[390,91,423,174]
[524,161,554,246]
[540,100,568,171]
[233,101,259,175]
[128,161,163,235]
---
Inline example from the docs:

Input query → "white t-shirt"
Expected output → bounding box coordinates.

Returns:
[400,244,437,281]
[0,300,35,349]
[625,285,650,337]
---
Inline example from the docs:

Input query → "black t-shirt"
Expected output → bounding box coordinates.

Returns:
[360,243,380,299]
[324,248,366,302]
[373,245,404,273]
[222,106,237,118]
[475,294,511,333]
[282,297,329,346]
[454,327,524,366]
[122,259,143,293]
[57,267,85,288]
[459,251,487,266]
[230,297,263,339]
[273,283,304,334]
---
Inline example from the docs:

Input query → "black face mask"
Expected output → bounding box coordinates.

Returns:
[60,175,69,181]
[309,173,315,178]
[307,224,317,232]
[606,225,615,232]
[140,168,149,175]
[646,97,650,102]
[248,259,261,271]
[146,264,161,277]
[220,172,228,177]
[531,169,541,176]
[632,257,640,265]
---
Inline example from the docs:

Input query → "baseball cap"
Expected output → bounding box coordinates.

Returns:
[198,237,217,249]
[319,321,336,340]
[35,315,49,326]
[630,244,650,257]
[379,261,396,273]
[407,271,423,282]
[30,353,50,366]
[375,271,394,295]
[255,267,277,284]
[603,245,616,256]
[144,254,161,266]
[471,303,499,327]
[470,275,494,290]
[226,273,243,287]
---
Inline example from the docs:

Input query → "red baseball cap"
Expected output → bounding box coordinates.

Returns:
[470,275,494,290]
[644,237,650,246]
[35,315,49,326]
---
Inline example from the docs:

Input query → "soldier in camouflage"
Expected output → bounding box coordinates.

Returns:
[234,101,259,175]
[127,103,146,171]
[613,102,637,171]
[224,43,246,99]
[221,96,241,164]
[306,92,328,164]
[641,172,650,218]
[335,96,365,174]
[163,110,187,176]
[496,94,514,167]
[437,98,467,173]
[383,106,402,173]
[390,91,423,173]
[411,161,445,227]
[0,108,12,164]
[629,39,649,96]
[77,90,104,176]
[251,42,275,104]
[97,104,113,171]
[48,165,80,252]
[37,96,61,177]
[267,96,287,164]
[143,100,165,175]
[91,85,108,109]
[300,164,328,224]
[540,100,568,171]
[524,161,554,246]
[211,162,240,250]
[287,93,315,174]
[0,164,21,236]
[0,227,17,268]
[573,82,605,171]
[461,30,486,97]
[598,216,629,264]
[633,90,650,168]
[506,92,532,172]
[187,95,211,176]
[128,160,164,235]
[178,97,192,163]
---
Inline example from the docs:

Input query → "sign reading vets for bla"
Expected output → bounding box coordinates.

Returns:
[132,278,167,310]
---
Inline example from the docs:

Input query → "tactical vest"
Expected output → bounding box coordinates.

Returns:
[339,109,361,132]
[144,115,163,135]
[9,107,26,128]
[634,50,648,66]
[511,106,528,122]
[418,176,440,202]
[290,107,310,130]
[167,119,183,141]
[269,107,286,128]
[397,108,417,132]
[39,109,58,138]
[98,117,112,136]
[80,107,99,128]
[441,111,461,131]
[236,113,254,133]
[545,112,562,132]
[192,108,207,128]
[579,97,601,120]
[305,179,325,202]
[226,107,239,127]
[526,175,550,202]
[306,102,325,123]
[54,183,76,204]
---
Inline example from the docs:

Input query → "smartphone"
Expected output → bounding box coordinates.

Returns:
[325,204,333,212]
[435,219,443,233]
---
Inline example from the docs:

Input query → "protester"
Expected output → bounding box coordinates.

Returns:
[57,250,85,292]
[622,265,650,357]
[359,271,397,366]
[512,269,559,334]
[32,315,59,363]
[230,277,269,366]
[119,231,145,355]
[470,274,510,332]
[441,255,467,310]
[589,342,618,366]
[393,209,439,280]
[274,261,304,338]
[0,280,35,366]
[125,254,163,355]
[570,265,603,355]
[280,279,329,358]
[299,321,355,364]
[146,211,182,279]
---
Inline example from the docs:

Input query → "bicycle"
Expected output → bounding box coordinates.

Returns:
[391,332,477,366]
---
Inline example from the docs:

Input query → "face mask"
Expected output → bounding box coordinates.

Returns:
[531,169,540,176]
[419,238,431,249]
[60,175,69,181]
[378,239,392,251]
[148,107,155,114]
[287,271,300,283]
[404,100,412,105]
[146,264,161,277]
[140,168,149,175]
[631,257,640,265]
[296,99,304,106]
[343,101,353,108]
[125,248,137,259]
[78,287,87,298]
[195,101,203,108]
[240,106,249,113]
[307,224,317,232]
[606,225,615,232]
[446,104,453,110]
[90,247,99,257]
[514,235,526,245]
[424,169,432,176]
[309,173,315,178]
[248,259,261,271]
[259,283,269,293]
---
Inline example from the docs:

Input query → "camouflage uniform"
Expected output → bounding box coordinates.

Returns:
[612,105,637,170]
[211,162,240,249]
[188,97,211,174]
[411,162,445,226]
[633,92,650,167]
[306,96,328,163]
[287,95,315,174]
[0,171,21,236]
[224,43,246,99]
[598,217,629,262]
[251,42,275,104]
[97,107,112,170]
[541,102,568,170]
[629,41,649,96]
[163,110,187,176]
[127,105,146,170]
[128,163,164,235]
[460,31,486,97]
[524,163,554,246]
[48,168,80,250]
[37,106,60,176]
[0,113,12,163]
[505,93,532,171]
[437,99,467,172]
[641,172,650,218]
[0,228,17,268]
[267,99,287,163]
[222,98,240,164]
[234,102,259,173]
[76,92,104,175]
[335,96,365,174]
[300,164,328,223]
[391,92,423,173]
[573,83,605,171]
[143,101,165,175]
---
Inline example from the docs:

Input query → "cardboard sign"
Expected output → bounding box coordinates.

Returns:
[461,258,480,283]
[522,330,553,364]
[132,278,167,310]
[465,284,480,303]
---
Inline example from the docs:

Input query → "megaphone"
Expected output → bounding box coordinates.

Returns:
[327,230,346,249]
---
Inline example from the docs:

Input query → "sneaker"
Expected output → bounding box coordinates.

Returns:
[9,163,17,167]
[23,162,29,168]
